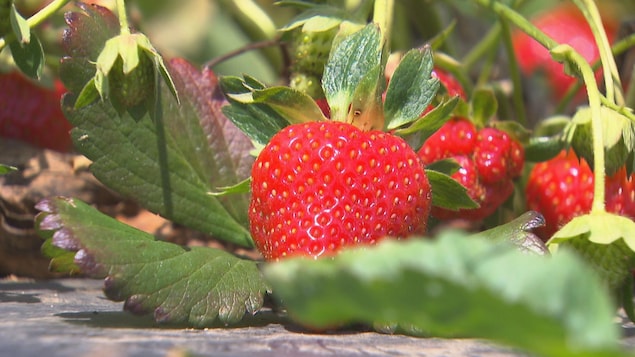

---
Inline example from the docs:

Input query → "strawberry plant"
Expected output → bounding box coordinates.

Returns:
[2,0,635,356]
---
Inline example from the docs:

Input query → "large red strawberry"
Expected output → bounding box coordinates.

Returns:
[249,121,432,260]
[525,150,635,240]
[418,118,524,221]
[511,3,617,100]
[0,71,73,152]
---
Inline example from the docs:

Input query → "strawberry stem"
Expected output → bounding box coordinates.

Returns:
[570,0,623,105]
[373,0,394,56]
[471,0,609,212]
[0,0,71,50]
[116,0,131,36]
[553,45,606,212]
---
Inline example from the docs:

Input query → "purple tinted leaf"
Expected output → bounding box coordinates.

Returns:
[36,197,269,327]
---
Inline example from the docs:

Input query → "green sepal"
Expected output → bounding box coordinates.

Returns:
[395,96,459,151]
[8,31,44,79]
[425,158,460,176]
[322,23,382,123]
[74,77,100,109]
[524,136,566,163]
[9,2,28,44]
[208,178,251,197]
[470,87,498,128]
[384,46,439,130]
[550,211,635,249]
[220,75,291,146]
[0,163,17,175]
[426,169,478,211]
[243,86,326,124]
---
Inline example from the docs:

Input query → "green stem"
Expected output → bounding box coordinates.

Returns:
[116,0,130,35]
[471,0,559,51]
[0,0,71,50]
[556,45,606,211]
[461,23,502,71]
[571,0,623,105]
[555,33,635,113]
[471,0,607,211]
[373,0,394,54]
[499,17,527,126]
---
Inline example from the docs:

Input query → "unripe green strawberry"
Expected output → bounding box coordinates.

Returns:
[286,26,338,98]
[558,236,633,291]
[570,119,630,177]
[289,72,324,99]
[108,51,155,110]
[250,121,432,260]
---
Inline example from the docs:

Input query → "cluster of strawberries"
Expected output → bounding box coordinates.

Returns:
[419,117,524,221]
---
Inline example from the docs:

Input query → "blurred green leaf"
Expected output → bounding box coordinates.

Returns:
[264,233,626,357]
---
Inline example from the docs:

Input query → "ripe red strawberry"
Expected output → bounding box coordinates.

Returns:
[249,121,432,260]
[525,150,635,240]
[0,71,73,152]
[419,117,477,162]
[431,68,466,100]
[511,3,617,99]
[418,118,524,221]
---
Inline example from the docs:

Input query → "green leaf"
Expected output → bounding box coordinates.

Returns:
[426,169,478,210]
[220,76,291,146]
[322,23,382,122]
[0,164,17,175]
[9,2,29,44]
[36,197,269,327]
[384,47,439,130]
[472,211,548,255]
[63,59,255,247]
[470,88,498,127]
[9,32,44,79]
[264,234,626,357]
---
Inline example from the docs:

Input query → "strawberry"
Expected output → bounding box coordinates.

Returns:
[0,71,73,152]
[511,3,617,100]
[108,50,155,110]
[286,26,339,98]
[525,150,635,240]
[249,121,432,260]
[431,68,466,100]
[418,118,524,221]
